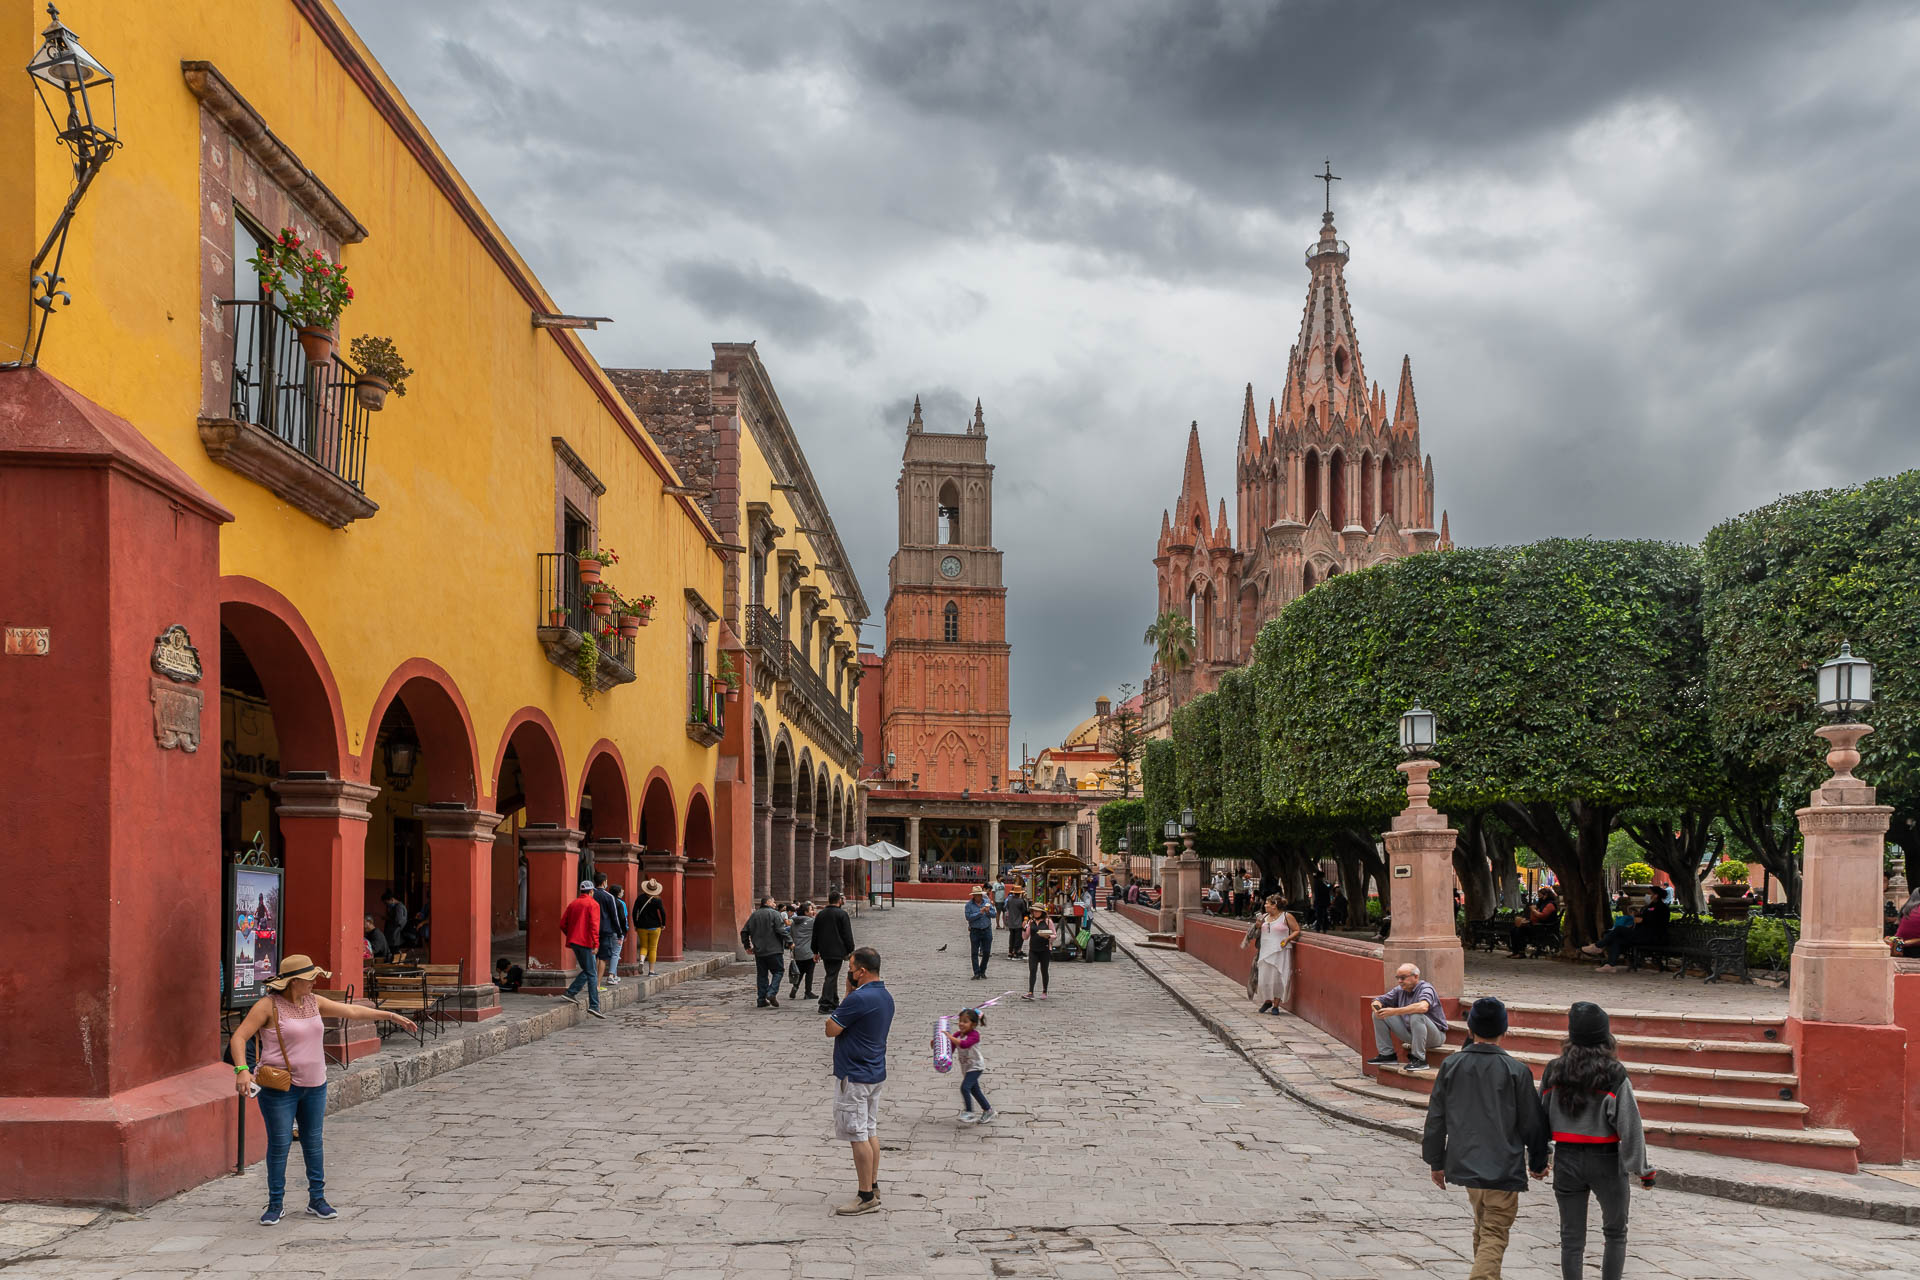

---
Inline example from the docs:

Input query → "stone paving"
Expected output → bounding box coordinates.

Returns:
[13,903,1920,1278]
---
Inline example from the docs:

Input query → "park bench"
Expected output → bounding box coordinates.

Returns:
[1628,915,1751,982]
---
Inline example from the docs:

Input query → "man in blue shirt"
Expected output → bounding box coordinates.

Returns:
[1367,962,1449,1069]
[825,946,893,1215]
[965,888,997,979]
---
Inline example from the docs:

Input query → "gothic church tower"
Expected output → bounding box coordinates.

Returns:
[880,398,1012,790]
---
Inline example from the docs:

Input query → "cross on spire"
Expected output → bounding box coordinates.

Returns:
[1315,159,1340,215]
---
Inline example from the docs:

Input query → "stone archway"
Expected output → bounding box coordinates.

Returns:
[682,787,716,951]
[794,752,817,901]
[771,734,795,903]
[489,710,569,960]
[752,715,772,899]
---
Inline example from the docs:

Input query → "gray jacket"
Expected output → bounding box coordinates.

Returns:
[1421,1042,1550,1191]
[790,915,816,962]
[741,907,790,958]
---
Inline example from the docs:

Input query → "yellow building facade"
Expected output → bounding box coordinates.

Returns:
[0,0,772,1204]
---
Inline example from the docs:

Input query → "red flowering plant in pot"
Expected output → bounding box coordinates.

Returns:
[347,335,412,411]
[615,594,646,638]
[589,582,618,618]
[248,227,353,365]
[575,544,618,585]
[630,593,657,626]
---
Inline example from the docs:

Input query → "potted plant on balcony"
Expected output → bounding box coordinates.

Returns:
[575,545,618,585]
[718,651,742,703]
[248,228,354,366]
[575,629,599,707]
[615,594,643,638]
[589,584,617,618]
[547,605,567,628]
[347,335,413,410]
[632,593,657,626]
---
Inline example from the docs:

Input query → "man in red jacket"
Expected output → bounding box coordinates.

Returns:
[561,880,606,1019]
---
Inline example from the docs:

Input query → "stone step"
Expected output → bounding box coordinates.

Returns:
[1444,1024,1794,1073]
[1426,1043,1798,1101]
[1361,1061,1809,1129]
[1486,1001,1787,1045]
[1333,1076,1858,1173]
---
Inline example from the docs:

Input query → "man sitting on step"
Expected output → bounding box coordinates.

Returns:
[1366,963,1448,1070]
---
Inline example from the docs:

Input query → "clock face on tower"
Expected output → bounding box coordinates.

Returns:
[939,555,962,579]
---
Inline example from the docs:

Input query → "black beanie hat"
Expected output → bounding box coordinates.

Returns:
[1569,1001,1611,1047]
[1467,996,1508,1039]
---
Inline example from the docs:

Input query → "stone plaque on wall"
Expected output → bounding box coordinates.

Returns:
[151,624,204,683]
[152,678,204,752]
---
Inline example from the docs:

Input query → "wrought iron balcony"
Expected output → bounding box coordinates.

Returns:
[535,553,635,692]
[782,640,858,761]
[197,297,377,527]
[687,671,726,747]
[746,603,785,685]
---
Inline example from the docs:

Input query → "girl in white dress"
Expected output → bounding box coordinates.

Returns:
[1240,894,1300,1014]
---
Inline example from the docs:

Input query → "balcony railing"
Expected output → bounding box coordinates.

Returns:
[746,603,785,682]
[784,640,857,757]
[536,553,636,689]
[687,671,726,746]
[218,298,371,491]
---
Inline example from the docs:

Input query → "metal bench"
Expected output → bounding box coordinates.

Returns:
[1629,915,1752,982]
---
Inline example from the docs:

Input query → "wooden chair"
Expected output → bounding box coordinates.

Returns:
[420,963,463,1026]
[369,974,433,1045]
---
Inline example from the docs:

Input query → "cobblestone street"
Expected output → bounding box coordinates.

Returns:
[18,903,1920,1278]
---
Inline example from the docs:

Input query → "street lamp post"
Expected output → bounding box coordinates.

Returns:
[1171,807,1203,939]
[1791,643,1892,1026]
[1379,704,1464,999]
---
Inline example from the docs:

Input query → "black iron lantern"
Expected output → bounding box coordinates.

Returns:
[28,4,117,161]
[1816,642,1873,721]
[383,727,419,790]
[1399,704,1438,756]
[1179,807,1196,831]
[1117,834,1131,854]
[1162,818,1181,842]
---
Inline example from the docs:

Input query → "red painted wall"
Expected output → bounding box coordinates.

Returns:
[1117,903,1159,931]
[0,371,238,1205]
[895,882,981,902]
[1290,935,1388,1051]
[1183,914,1250,987]
[1790,1015,1906,1166]
[1893,971,1920,1161]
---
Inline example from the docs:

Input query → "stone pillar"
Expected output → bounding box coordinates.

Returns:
[644,851,690,961]
[589,839,639,971]
[1380,760,1465,1001]
[683,859,716,951]
[813,824,831,904]
[421,806,504,1019]
[753,798,772,900]
[771,812,796,902]
[987,816,1001,884]
[793,816,816,901]
[1791,725,1895,1025]
[907,815,923,882]
[1157,837,1183,933]
[273,776,378,1008]
[518,826,583,974]
[1173,849,1205,940]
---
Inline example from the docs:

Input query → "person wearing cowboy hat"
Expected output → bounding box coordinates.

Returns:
[964,886,997,979]
[633,876,668,977]
[227,955,416,1225]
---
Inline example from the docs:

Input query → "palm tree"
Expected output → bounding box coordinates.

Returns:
[1143,610,1197,676]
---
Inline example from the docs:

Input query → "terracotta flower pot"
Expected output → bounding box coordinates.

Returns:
[636,606,653,627]
[725,684,741,704]
[296,325,335,366]
[548,609,567,628]
[354,374,391,411]
[1711,881,1748,899]
[590,590,615,617]
[576,558,602,585]
[617,614,640,638]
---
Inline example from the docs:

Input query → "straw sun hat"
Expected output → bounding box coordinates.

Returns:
[264,954,330,991]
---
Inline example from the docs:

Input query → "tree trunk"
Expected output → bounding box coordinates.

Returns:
[1452,812,1498,921]
[1338,828,1390,922]
[1622,807,1719,914]
[1725,787,1801,911]
[1496,799,1615,952]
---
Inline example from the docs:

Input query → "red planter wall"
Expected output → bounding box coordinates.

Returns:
[1289,935,1387,1051]
[1117,903,1159,931]
[894,882,981,902]
[1183,914,1250,986]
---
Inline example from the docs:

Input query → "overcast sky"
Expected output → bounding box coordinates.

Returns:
[339,0,1920,760]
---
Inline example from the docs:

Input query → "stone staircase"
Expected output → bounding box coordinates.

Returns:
[1342,1002,1863,1173]
[1141,933,1183,950]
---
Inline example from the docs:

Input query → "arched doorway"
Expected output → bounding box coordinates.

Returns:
[771,736,795,902]
[795,753,817,900]
[812,770,831,902]
[489,712,567,955]
[751,715,772,899]
[683,788,716,951]
[218,583,352,1007]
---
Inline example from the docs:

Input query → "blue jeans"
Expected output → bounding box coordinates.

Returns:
[960,1070,990,1113]
[969,929,993,977]
[600,935,622,978]
[756,954,785,1002]
[257,1082,327,1209]
[565,943,600,1010]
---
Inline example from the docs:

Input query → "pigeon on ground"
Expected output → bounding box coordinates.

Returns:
[937,944,948,952]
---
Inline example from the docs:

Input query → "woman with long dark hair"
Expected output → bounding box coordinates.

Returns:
[1540,1002,1650,1280]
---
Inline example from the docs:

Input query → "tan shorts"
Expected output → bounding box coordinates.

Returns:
[832,1078,882,1142]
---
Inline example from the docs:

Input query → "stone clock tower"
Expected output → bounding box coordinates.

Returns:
[880,397,1012,792]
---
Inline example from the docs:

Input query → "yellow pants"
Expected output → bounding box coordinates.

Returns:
[635,928,662,965]
[1466,1188,1518,1280]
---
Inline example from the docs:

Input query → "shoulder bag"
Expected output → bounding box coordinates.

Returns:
[253,998,293,1092]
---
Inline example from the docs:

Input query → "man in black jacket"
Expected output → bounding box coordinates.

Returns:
[741,896,791,1008]
[813,891,857,1014]
[1421,996,1549,1280]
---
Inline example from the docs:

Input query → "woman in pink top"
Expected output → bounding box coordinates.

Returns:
[228,955,414,1226]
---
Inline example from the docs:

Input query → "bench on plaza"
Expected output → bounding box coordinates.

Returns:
[1628,915,1752,982]
[1465,915,1508,953]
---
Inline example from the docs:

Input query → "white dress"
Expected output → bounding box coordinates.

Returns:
[1254,914,1295,1004]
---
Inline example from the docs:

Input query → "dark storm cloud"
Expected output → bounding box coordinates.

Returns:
[662,260,873,359]
[338,0,1920,756]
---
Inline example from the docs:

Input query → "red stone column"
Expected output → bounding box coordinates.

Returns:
[771,813,796,902]
[793,816,815,901]
[421,806,503,1019]
[273,777,380,1061]
[644,851,690,961]
[1380,760,1465,1002]
[273,777,378,1001]
[518,826,583,975]
[589,839,640,973]
[683,858,716,951]
[0,369,237,1207]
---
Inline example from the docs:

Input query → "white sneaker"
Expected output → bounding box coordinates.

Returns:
[957,1111,979,1124]
[978,1108,997,1123]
